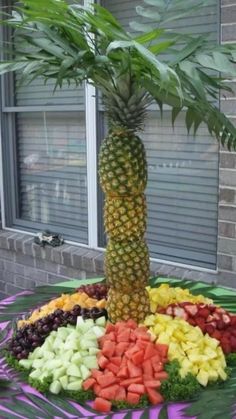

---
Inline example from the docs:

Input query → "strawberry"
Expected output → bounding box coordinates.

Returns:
[222,314,231,325]
[212,312,220,321]
[211,330,221,340]
[188,318,196,327]
[166,306,173,316]
[184,304,198,317]
[173,307,188,320]
[230,316,236,326]
[205,324,215,335]
[206,314,215,323]
[198,307,210,319]
[230,335,236,350]
[217,319,226,330]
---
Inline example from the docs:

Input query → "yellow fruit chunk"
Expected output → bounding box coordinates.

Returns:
[144,313,227,386]
[146,284,213,313]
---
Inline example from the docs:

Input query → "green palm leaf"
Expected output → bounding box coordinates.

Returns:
[0,0,235,147]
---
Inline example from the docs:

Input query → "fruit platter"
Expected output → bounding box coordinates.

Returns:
[0,277,236,419]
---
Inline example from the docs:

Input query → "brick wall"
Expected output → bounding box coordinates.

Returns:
[218,0,236,287]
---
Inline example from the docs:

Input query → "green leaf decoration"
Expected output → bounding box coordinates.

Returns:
[159,404,168,419]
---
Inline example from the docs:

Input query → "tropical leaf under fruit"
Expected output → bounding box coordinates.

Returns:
[0,278,236,418]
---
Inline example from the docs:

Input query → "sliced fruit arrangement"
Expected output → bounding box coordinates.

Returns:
[83,319,168,412]
[9,306,107,359]
[158,302,236,354]
[144,313,227,387]
[147,284,213,313]
[19,316,107,394]
[18,289,106,329]
[76,283,109,300]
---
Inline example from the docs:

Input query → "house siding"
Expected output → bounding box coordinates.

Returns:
[217,0,236,286]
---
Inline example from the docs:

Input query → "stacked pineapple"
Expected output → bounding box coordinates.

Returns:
[99,115,151,322]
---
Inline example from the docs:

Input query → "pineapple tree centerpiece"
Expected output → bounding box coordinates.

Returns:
[1,0,236,322]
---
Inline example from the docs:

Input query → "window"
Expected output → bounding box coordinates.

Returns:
[1,0,220,269]
[101,0,220,269]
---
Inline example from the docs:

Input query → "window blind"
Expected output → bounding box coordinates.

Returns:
[102,0,219,269]
[16,111,88,242]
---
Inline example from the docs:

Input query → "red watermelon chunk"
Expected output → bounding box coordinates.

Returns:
[131,350,144,366]
[154,371,168,381]
[117,329,131,342]
[110,356,122,367]
[117,366,128,378]
[115,342,130,356]
[93,397,112,413]
[155,343,168,358]
[127,392,140,405]
[106,362,119,375]
[144,343,158,360]
[93,383,101,396]
[102,340,116,358]
[98,355,109,369]
[114,386,127,401]
[143,360,153,376]
[97,373,117,387]
[144,380,161,389]
[121,377,143,387]
[106,323,116,333]
[127,360,142,377]
[146,388,164,405]
[99,384,119,400]
[82,377,96,391]
[128,383,145,395]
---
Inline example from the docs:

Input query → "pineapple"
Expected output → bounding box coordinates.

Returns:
[104,194,147,241]
[99,129,147,196]
[98,75,151,322]
[107,287,150,323]
[105,239,150,289]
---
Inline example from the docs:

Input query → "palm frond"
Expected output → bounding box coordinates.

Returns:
[0,0,235,148]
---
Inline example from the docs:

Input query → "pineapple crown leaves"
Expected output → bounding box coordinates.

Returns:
[0,0,236,148]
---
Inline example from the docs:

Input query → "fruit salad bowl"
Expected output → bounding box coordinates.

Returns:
[0,277,236,419]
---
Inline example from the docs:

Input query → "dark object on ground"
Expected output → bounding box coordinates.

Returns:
[34,231,64,247]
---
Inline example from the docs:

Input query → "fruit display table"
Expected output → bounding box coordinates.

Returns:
[0,277,236,419]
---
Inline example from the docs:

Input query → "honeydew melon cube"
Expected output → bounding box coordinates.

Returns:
[63,349,74,362]
[197,370,209,387]
[49,380,62,395]
[66,380,82,391]
[67,324,75,329]
[42,341,54,352]
[45,359,62,370]
[59,375,68,390]
[19,359,33,369]
[83,356,98,369]
[80,365,90,380]
[83,331,97,340]
[32,359,45,369]
[89,347,100,356]
[67,364,81,378]
[30,347,43,359]
[95,316,106,327]
[84,319,94,329]
[69,375,79,383]
[76,323,90,334]
[71,352,82,364]
[29,369,43,380]
[76,316,85,326]
[53,338,64,350]
[57,327,71,339]
[39,371,50,382]
[42,351,55,360]
[53,367,66,380]
[64,339,79,351]
[80,339,98,350]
